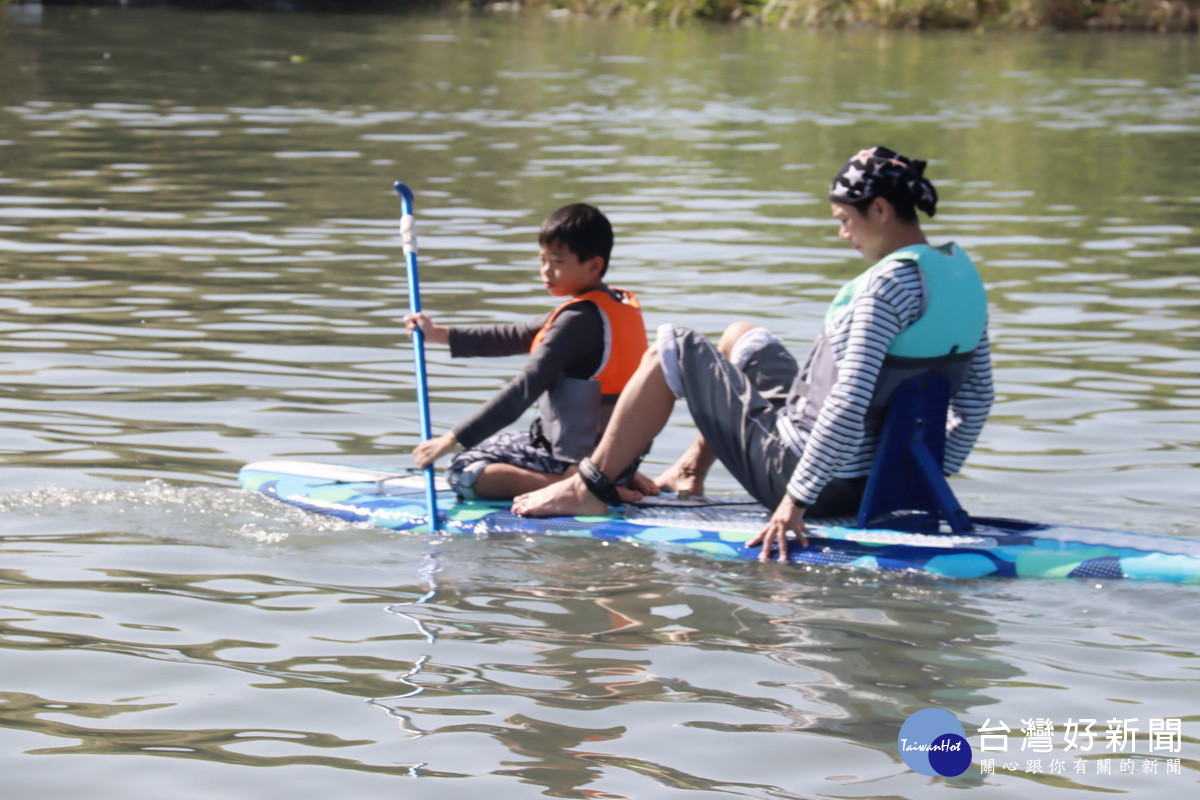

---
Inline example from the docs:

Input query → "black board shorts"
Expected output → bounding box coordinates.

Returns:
[446,428,643,500]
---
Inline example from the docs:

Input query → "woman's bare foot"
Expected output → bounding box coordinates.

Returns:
[653,461,706,499]
[653,437,714,499]
[512,474,609,517]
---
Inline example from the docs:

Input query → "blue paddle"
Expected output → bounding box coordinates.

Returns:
[394,181,439,531]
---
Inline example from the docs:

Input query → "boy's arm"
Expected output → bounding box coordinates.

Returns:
[448,319,545,358]
[404,313,450,346]
[451,304,604,449]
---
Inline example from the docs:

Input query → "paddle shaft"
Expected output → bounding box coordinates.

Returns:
[394,181,439,530]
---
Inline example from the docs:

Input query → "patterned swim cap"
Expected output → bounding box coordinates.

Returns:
[829,146,938,218]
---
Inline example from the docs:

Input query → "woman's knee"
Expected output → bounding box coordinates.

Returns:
[718,321,762,358]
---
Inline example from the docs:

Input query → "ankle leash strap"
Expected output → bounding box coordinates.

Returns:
[579,458,622,507]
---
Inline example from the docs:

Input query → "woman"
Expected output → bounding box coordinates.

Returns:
[512,146,995,563]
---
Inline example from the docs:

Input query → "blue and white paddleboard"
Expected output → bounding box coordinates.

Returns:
[238,460,1200,583]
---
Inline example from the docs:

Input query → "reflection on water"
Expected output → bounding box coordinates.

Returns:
[2,6,1199,798]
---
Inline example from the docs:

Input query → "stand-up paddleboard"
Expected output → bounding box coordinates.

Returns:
[238,460,1200,583]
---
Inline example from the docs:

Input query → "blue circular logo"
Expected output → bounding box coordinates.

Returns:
[898,708,972,777]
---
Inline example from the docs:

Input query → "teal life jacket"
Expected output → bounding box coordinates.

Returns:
[788,242,987,432]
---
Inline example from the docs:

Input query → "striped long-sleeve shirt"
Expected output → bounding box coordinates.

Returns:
[778,257,994,506]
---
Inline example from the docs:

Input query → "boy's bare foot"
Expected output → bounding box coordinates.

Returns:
[629,471,660,497]
[616,486,644,504]
[512,474,609,517]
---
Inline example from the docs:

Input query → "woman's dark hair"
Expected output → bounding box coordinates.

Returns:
[830,146,938,222]
[850,191,917,222]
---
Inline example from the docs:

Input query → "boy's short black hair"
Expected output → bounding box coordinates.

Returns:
[539,203,613,277]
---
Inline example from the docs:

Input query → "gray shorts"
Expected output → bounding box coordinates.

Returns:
[656,324,864,516]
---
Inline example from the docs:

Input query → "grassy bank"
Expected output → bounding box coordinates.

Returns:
[492,0,1200,29]
[12,0,1199,30]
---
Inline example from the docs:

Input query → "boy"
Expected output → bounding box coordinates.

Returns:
[405,203,650,500]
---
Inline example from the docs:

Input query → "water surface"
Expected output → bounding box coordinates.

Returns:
[2,7,1198,798]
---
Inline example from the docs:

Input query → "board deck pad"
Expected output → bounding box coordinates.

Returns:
[239,460,1200,583]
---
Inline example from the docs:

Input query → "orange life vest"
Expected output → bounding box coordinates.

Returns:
[529,287,647,395]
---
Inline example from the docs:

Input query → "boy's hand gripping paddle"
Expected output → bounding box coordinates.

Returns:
[394,181,439,531]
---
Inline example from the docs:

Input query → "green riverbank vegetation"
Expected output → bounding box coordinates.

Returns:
[504,0,1200,29]
[11,0,1199,30]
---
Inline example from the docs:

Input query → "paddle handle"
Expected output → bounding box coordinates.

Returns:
[394,181,439,530]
